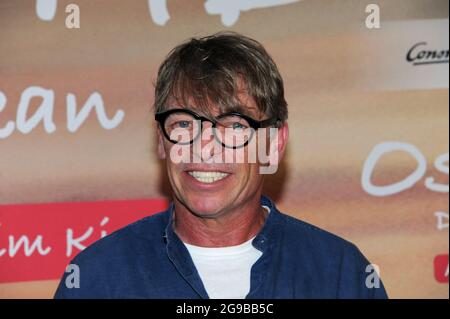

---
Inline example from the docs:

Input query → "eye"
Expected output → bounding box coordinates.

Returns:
[217,115,250,132]
[232,122,246,131]
[174,120,191,129]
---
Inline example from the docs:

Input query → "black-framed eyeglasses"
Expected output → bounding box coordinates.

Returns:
[155,108,280,149]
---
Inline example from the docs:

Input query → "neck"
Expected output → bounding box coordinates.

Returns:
[172,195,267,247]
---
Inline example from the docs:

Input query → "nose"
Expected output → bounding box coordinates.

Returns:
[200,120,214,144]
[193,119,222,162]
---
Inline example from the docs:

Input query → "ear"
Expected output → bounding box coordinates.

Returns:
[156,127,166,160]
[276,122,289,162]
[260,122,288,175]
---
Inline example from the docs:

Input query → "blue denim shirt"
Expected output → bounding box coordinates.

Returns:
[54,196,388,299]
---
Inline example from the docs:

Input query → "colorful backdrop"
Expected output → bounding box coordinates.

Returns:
[0,0,448,298]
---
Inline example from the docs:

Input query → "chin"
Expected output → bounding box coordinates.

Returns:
[184,193,228,217]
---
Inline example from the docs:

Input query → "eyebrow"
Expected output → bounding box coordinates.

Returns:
[227,104,260,118]
[165,103,261,120]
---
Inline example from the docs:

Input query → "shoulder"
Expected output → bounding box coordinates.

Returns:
[54,210,170,298]
[274,210,373,279]
[73,210,169,264]
[274,210,388,298]
[277,210,360,257]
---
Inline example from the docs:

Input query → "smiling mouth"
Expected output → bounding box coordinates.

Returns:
[187,171,230,183]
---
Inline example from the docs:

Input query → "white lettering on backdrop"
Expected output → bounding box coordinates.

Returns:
[0,86,125,138]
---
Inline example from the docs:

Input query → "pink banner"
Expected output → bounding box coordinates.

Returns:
[0,199,168,283]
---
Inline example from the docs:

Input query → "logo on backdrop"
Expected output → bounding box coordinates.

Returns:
[406,42,449,66]
[434,255,449,283]
[362,141,449,284]
[35,0,301,27]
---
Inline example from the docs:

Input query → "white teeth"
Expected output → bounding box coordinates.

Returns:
[188,171,229,183]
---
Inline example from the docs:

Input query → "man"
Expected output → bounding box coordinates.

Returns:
[55,32,388,299]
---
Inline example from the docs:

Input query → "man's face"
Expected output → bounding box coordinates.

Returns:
[157,89,282,218]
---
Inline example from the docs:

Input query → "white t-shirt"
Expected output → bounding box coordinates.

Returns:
[184,236,262,299]
[183,206,269,299]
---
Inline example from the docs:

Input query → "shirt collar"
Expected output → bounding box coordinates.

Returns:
[163,195,282,298]
[164,195,281,255]
[252,195,282,252]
